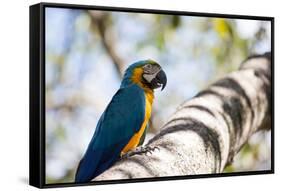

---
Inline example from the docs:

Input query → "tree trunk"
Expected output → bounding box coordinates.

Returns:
[94,53,271,180]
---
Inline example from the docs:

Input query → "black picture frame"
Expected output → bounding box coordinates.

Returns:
[29,2,274,189]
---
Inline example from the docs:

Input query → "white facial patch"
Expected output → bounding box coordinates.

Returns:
[143,68,161,83]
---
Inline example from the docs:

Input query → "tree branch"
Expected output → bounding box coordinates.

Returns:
[92,53,271,180]
[88,11,125,77]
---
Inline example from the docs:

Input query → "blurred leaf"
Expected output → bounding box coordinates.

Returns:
[171,16,181,29]
[240,142,251,156]
[213,18,233,40]
[55,125,66,141]
[224,165,235,172]
[156,33,165,50]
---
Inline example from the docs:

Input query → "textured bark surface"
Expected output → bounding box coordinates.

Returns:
[94,53,271,180]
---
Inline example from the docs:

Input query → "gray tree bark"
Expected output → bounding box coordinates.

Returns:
[94,53,271,180]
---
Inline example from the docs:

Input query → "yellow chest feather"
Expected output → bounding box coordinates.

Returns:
[121,91,154,155]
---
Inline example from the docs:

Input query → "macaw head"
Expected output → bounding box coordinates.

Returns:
[121,59,167,91]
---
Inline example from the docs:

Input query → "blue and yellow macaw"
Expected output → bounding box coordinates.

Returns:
[75,60,167,183]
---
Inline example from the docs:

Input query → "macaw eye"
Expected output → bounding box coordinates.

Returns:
[143,64,152,73]
[146,64,153,70]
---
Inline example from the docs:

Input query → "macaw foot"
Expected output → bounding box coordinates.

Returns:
[120,145,159,160]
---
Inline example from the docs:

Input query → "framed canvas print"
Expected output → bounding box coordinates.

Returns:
[29,2,274,188]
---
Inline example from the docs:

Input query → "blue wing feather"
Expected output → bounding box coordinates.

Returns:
[75,84,145,183]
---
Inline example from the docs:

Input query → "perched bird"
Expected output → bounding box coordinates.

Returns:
[75,60,167,183]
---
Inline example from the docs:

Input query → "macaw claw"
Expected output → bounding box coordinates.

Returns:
[120,145,159,160]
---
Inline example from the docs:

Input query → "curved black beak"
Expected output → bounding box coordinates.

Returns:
[150,69,167,91]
